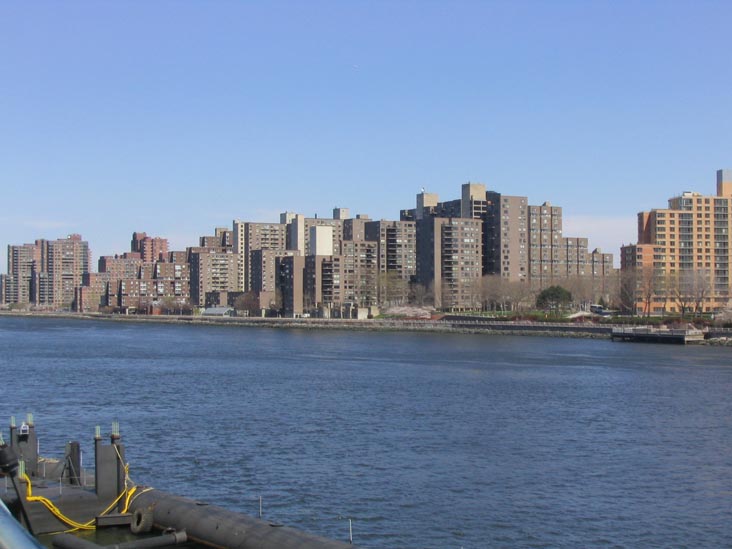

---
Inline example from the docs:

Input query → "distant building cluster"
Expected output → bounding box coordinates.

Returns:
[2,234,90,309]
[25,173,732,316]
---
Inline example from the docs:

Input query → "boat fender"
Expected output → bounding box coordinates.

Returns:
[130,508,153,534]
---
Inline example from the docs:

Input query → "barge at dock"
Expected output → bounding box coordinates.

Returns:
[1,415,357,549]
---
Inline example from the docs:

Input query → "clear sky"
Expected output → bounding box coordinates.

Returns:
[2,1,732,270]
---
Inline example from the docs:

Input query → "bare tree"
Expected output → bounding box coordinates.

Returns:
[508,280,536,312]
[234,291,260,315]
[409,282,434,308]
[668,270,699,318]
[480,275,502,311]
[688,268,712,317]
[620,265,664,316]
[378,271,409,308]
[563,276,593,311]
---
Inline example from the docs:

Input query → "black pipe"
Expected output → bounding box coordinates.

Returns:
[51,535,101,549]
[52,531,187,549]
[110,531,187,549]
[128,489,357,549]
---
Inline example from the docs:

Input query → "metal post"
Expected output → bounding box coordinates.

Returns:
[348,519,353,544]
[259,496,262,519]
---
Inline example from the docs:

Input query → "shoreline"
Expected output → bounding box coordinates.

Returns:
[2,311,731,345]
[0,310,610,338]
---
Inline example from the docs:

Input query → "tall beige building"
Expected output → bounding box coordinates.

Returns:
[485,192,529,282]
[233,220,288,292]
[340,239,379,307]
[528,202,563,285]
[416,217,482,310]
[364,220,417,305]
[4,243,41,304]
[33,235,90,309]
[189,249,239,307]
[621,169,732,314]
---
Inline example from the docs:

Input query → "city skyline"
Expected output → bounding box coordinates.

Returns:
[3,2,732,268]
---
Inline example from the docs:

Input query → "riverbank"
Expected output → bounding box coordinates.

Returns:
[0,310,613,337]
[3,311,732,344]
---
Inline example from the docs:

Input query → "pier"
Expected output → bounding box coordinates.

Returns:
[610,326,706,344]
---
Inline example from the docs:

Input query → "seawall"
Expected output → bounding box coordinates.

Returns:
[2,311,731,344]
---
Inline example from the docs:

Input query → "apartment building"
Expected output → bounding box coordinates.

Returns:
[114,260,190,311]
[621,169,732,314]
[199,228,233,251]
[233,220,288,292]
[153,262,190,300]
[484,192,529,282]
[33,235,90,309]
[416,217,482,310]
[76,272,112,312]
[277,255,306,317]
[340,239,379,307]
[96,254,143,309]
[527,202,563,285]
[364,220,417,305]
[188,248,239,307]
[562,237,589,277]
[4,243,41,304]
[131,232,169,263]
[250,249,299,310]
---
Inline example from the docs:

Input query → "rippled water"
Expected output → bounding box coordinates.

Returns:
[1,316,732,548]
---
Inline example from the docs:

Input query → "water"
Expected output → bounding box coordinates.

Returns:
[1,316,732,548]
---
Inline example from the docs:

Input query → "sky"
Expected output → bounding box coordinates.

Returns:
[2,1,732,270]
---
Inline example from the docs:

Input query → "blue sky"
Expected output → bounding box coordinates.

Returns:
[2,1,732,269]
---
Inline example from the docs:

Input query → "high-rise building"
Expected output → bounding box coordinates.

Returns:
[250,249,299,310]
[4,243,41,304]
[131,232,169,263]
[333,207,350,220]
[31,235,90,309]
[621,169,732,314]
[364,220,417,305]
[309,225,334,256]
[416,217,482,310]
[75,272,112,312]
[188,249,239,307]
[340,239,379,307]
[527,202,563,285]
[277,255,306,317]
[233,221,288,292]
[484,192,529,282]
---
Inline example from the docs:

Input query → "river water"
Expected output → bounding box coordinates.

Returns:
[1,316,731,548]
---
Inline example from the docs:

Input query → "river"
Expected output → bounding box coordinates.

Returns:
[1,316,731,548]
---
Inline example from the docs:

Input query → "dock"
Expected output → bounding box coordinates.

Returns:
[1,416,357,549]
[611,326,706,344]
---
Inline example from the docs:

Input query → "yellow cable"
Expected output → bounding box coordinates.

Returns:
[24,449,140,534]
[23,474,95,530]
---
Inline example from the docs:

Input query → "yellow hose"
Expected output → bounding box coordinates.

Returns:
[23,449,144,533]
